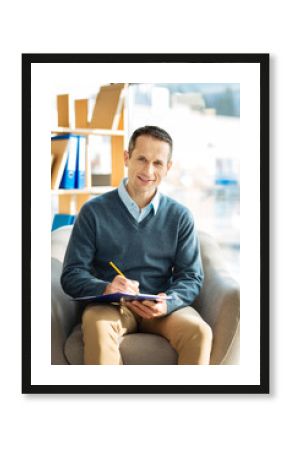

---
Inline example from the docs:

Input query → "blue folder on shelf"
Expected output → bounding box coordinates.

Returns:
[58,134,78,189]
[71,293,172,303]
[75,135,86,188]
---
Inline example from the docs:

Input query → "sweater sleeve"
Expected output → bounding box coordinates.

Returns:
[61,203,109,298]
[165,210,204,314]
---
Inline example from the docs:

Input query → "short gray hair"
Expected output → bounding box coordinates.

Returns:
[128,125,173,161]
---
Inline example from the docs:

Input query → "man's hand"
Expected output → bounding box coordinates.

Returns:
[124,293,168,319]
[104,275,139,295]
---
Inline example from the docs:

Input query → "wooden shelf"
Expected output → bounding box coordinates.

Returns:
[51,186,114,195]
[51,127,125,137]
[52,84,127,215]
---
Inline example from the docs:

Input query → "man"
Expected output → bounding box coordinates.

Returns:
[61,125,212,364]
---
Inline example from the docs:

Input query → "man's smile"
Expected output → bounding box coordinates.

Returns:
[137,175,155,183]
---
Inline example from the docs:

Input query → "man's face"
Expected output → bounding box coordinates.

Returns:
[124,135,172,196]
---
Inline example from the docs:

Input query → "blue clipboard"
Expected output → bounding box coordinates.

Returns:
[71,293,172,303]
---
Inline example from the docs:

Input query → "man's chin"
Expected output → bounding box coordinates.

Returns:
[138,183,156,192]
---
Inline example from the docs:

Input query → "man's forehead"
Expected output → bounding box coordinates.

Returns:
[134,135,170,154]
[133,146,169,160]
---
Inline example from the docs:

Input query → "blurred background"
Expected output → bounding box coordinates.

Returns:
[127,83,240,282]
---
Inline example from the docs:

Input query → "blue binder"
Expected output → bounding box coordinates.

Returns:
[71,293,172,303]
[59,135,78,189]
[75,135,86,188]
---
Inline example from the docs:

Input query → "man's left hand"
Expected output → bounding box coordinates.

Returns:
[124,293,168,319]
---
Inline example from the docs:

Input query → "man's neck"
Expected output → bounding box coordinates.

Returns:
[126,182,156,210]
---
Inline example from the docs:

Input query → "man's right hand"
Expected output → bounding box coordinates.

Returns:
[103,275,139,295]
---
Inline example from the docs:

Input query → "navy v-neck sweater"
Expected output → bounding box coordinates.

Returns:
[61,189,204,314]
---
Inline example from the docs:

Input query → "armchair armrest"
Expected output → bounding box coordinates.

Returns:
[196,232,240,364]
[51,257,82,364]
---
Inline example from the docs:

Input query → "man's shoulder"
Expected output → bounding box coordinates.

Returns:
[79,189,119,216]
[84,189,118,207]
[160,193,193,218]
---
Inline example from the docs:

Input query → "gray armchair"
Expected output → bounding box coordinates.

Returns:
[51,225,240,365]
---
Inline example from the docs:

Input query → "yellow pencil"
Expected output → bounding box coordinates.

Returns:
[109,261,126,278]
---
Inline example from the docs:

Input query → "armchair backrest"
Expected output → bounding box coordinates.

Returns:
[51,225,73,262]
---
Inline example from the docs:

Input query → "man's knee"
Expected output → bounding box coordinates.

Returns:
[182,317,212,345]
[197,320,213,344]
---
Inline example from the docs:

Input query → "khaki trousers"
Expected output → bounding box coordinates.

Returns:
[82,304,212,365]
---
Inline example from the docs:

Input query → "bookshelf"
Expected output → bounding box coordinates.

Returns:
[51,83,128,215]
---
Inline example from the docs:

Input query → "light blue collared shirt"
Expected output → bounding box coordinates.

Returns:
[117,178,160,223]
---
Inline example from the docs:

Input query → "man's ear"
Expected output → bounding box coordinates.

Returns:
[124,150,129,167]
[167,160,173,172]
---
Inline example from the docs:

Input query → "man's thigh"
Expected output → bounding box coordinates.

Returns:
[82,303,138,336]
[139,306,207,339]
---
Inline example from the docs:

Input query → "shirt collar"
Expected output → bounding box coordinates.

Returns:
[118,177,160,214]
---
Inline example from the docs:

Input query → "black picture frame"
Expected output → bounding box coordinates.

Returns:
[22,53,269,394]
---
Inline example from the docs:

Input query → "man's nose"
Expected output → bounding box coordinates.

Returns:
[144,162,154,176]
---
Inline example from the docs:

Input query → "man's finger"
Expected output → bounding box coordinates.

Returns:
[132,301,157,315]
[141,300,156,308]
[125,302,151,319]
[126,280,139,292]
